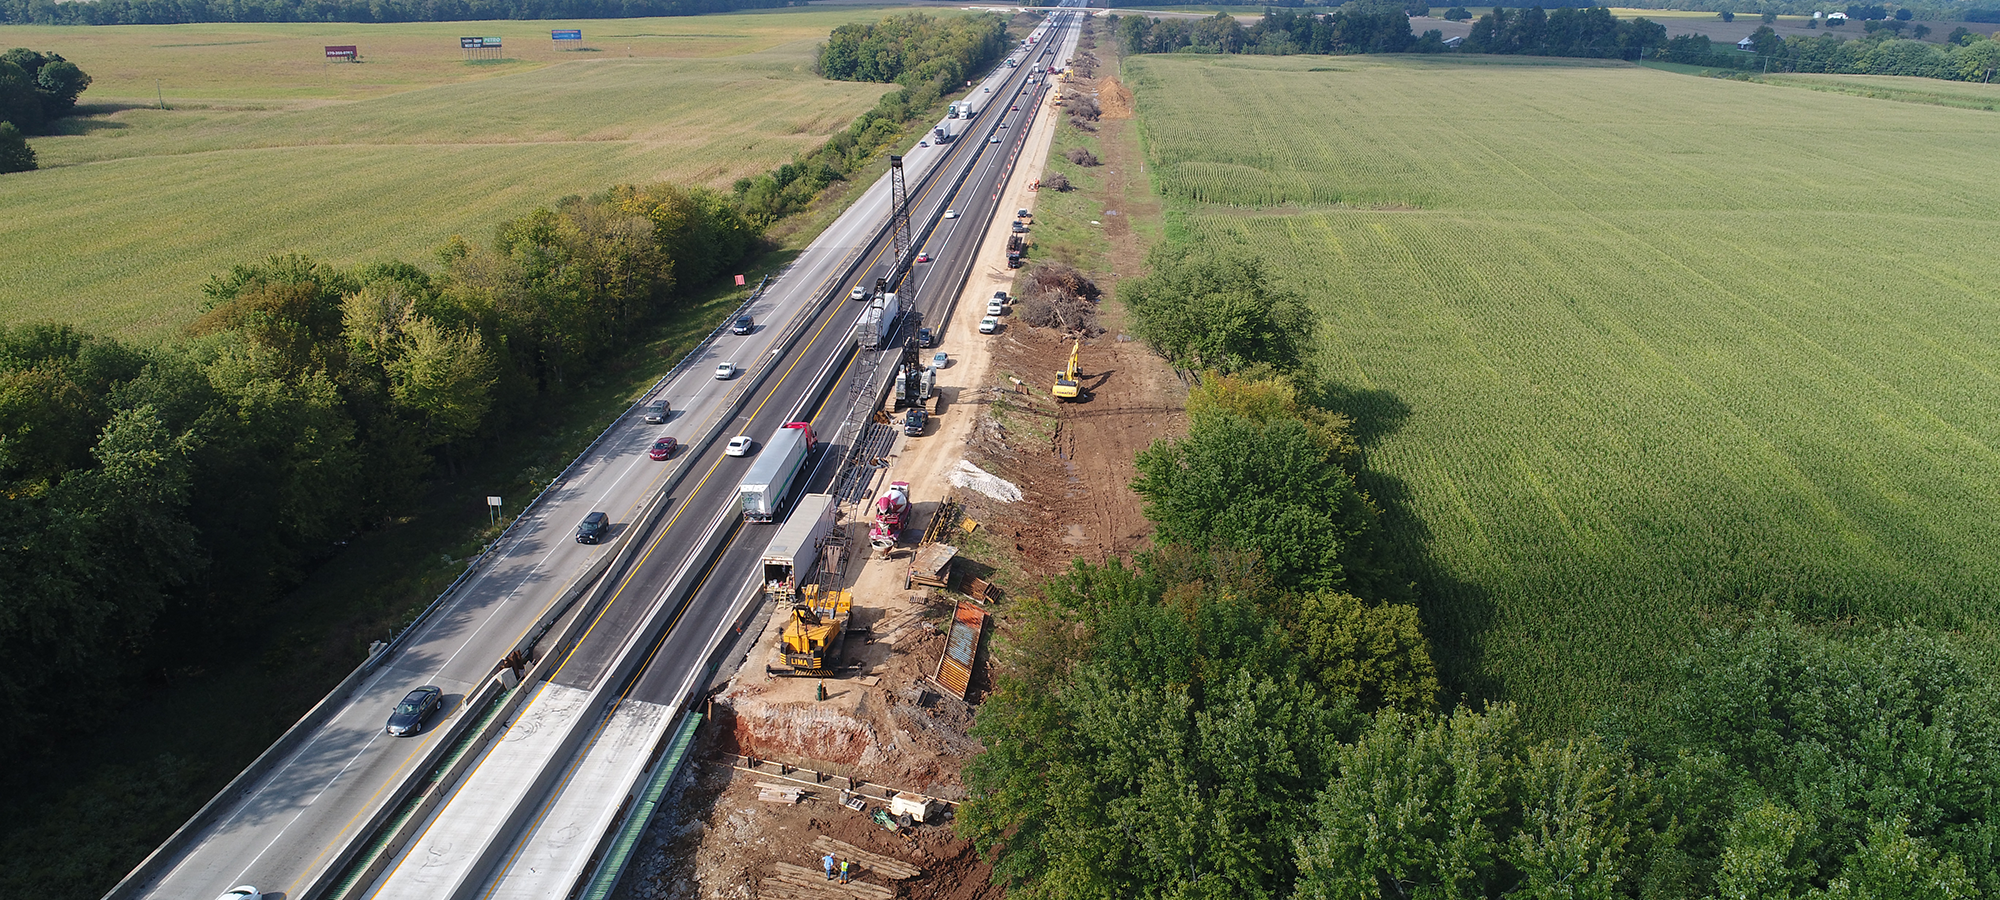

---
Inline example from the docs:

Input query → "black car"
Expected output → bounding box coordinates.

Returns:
[386,685,443,737]
[576,511,609,544]
[918,327,936,348]
[731,315,754,335]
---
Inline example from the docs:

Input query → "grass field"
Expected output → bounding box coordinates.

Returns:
[0,9,924,339]
[1125,54,2000,732]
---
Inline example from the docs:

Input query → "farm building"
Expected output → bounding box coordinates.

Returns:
[1737,36,1757,50]
[1444,35,1465,48]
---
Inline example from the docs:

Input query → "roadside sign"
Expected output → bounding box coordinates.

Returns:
[552,29,582,41]
[460,37,504,60]
[324,45,357,61]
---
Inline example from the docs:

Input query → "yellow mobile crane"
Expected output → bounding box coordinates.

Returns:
[1052,339,1082,401]
[768,584,851,676]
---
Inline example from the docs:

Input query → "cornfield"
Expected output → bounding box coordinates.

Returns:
[1129,53,2000,732]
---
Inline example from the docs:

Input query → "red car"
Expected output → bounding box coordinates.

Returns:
[647,437,678,460]
[915,254,931,263]
[1011,105,1019,110]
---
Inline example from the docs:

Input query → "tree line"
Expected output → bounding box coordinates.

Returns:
[0,0,791,26]
[728,12,1005,224]
[1,48,92,173]
[1665,25,2000,80]
[958,244,2000,898]
[1116,4,1448,55]
[1,4,1000,762]
[0,183,756,760]
[1112,3,2000,84]
[816,11,1008,88]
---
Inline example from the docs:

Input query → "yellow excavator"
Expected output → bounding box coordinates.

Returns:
[769,584,851,676]
[1052,339,1082,401]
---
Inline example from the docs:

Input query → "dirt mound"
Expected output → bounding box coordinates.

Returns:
[1098,76,1135,119]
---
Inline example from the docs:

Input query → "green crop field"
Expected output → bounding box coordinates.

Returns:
[1125,54,2000,732]
[0,8,925,339]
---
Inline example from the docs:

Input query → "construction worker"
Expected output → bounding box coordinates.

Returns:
[839,858,853,883]
[823,852,836,880]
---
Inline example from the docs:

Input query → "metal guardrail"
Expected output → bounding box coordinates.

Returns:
[101,283,775,900]
[106,25,1064,900]
[563,21,1079,898]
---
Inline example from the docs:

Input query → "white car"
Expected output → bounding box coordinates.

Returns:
[979,316,999,334]
[214,888,262,900]
[987,299,1005,316]
[726,435,754,456]
[989,135,1001,144]
[714,362,736,380]
[849,285,867,301]
[944,209,958,219]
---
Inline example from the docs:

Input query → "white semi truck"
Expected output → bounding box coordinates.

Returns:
[737,422,818,522]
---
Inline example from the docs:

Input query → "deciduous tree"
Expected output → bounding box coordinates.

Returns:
[1121,245,1315,375]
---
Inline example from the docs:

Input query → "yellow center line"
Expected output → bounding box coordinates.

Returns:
[472,94,1019,898]
[359,69,1021,898]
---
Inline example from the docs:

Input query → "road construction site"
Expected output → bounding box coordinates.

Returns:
[613,24,1189,898]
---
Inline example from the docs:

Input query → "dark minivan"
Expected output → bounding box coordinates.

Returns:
[576,511,609,544]
[731,315,754,335]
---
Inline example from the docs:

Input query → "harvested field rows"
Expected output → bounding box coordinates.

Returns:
[1127,54,2000,731]
[0,13,902,339]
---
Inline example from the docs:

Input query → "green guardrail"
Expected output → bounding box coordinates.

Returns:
[578,711,704,900]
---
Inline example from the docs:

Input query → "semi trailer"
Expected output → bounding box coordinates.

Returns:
[737,422,818,522]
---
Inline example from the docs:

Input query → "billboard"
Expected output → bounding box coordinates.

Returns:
[325,45,357,60]
[459,36,503,48]
[551,29,582,41]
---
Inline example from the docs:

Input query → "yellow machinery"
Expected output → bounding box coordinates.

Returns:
[769,584,851,676]
[1052,339,1082,400]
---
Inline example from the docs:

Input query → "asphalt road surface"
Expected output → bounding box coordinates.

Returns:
[113,9,1083,900]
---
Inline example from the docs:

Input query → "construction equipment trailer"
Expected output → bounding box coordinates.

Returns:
[760,493,837,602]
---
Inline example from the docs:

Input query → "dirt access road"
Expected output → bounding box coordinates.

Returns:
[616,38,1186,899]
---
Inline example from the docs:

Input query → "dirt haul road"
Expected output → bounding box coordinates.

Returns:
[616,48,1189,900]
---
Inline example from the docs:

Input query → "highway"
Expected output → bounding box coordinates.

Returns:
[365,12,1084,899]
[108,8,1082,900]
